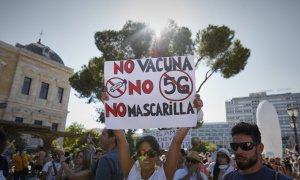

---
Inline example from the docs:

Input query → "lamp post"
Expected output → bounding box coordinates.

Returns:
[287,107,299,153]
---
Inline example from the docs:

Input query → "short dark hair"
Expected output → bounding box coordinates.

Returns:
[231,122,261,143]
[106,129,117,144]
[107,129,114,138]
[136,135,160,154]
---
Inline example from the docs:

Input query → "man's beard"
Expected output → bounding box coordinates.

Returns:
[236,152,258,170]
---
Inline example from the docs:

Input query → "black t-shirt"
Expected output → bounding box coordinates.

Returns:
[223,166,292,180]
[0,155,9,177]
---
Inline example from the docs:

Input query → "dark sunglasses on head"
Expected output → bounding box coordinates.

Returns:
[138,149,157,158]
[186,158,199,164]
[230,142,258,151]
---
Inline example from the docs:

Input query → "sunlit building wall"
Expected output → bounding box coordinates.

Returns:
[0,40,73,148]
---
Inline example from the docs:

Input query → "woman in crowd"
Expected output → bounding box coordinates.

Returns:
[173,151,208,180]
[208,148,234,180]
[112,95,203,180]
[57,149,92,180]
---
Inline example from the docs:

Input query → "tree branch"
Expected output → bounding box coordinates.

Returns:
[195,56,204,68]
[196,69,216,93]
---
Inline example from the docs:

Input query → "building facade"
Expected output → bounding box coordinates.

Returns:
[190,122,231,149]
[141,122,232,150]
[0,40,73,148]
[225,91,300,150]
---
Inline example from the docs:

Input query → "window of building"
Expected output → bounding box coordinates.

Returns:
[21,77,32,95]
[52,123,58,131]
[39,82,49,99]
[15,117,23,123]
[42,47,50,58]
[34,120,43,126]
[57,87,64,103]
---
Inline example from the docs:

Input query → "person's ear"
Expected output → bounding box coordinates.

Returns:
[257,143,264,153]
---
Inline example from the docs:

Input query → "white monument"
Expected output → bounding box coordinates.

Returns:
[256,100,282,158]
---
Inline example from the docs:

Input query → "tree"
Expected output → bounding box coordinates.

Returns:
[69,20,250,122]
[5,131,27,151]
[194,25,250,92]
[63,122,101,154]
[63,123,84,153]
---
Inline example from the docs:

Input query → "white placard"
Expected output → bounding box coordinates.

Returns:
[104,56,196,129]
[144,129,192,150]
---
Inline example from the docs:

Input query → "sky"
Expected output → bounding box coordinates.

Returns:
[1,0,300,130]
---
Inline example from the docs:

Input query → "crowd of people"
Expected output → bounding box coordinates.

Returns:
[0,95,299,180]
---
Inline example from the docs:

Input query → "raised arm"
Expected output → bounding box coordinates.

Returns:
[114,130,135,178]
[60,156,91,180]
[164,94,203,180]
[1,139,15,155]
[164,127,190,179]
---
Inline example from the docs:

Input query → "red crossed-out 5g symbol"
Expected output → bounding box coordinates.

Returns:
[159,70,193,101]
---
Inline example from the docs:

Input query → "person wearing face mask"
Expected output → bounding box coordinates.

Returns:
[173,151,208,180]
[209,148,234,180]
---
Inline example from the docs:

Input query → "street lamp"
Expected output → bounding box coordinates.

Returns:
[287,107,299,153]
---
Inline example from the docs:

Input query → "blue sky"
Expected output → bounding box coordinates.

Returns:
[1,0,300,129]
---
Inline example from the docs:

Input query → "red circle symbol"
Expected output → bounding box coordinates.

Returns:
[159,70,193,101]
[106,77,127,98]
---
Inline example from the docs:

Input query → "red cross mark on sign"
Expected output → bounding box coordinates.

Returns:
[159,70,193,101]
[106,77,127,98]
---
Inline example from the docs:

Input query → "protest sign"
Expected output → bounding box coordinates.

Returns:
[144,129,192,150]
[104,56,196,129]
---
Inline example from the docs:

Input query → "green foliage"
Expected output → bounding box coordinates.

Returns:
[153,20,193,57]
[206,143,217,152]
[125,129,137,155]
[194,139,217,153]
[194,24,250,92]
[196,25,234,60]
[69,57,105,103]
[122,20,154,59]
[94,30,126,60]
[212,40,250,78]
[6,131,27,151]
[63,122,100,155]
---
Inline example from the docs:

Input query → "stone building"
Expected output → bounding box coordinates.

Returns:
[0,40,73,148]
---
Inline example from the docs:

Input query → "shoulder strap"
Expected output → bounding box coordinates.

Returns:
[52,161,57,176]
[20,154,25,168]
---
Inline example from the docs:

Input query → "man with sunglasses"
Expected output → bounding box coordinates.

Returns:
[224,122,292,180]
[173,151,208,180]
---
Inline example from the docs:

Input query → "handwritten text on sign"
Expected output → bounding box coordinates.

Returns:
[144,129,192,150]
[104,56,196,129]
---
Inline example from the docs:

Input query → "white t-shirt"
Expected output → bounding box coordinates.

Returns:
[173,167,208,180]
[0,170,6,180]
[42,161,61,180]
[127,161,166,180]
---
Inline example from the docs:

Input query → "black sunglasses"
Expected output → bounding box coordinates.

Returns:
[230,142,258,151]
[186,158,199,164]
[138,149,157,158]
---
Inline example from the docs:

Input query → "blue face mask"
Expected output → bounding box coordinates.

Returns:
[219,164,228,170]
